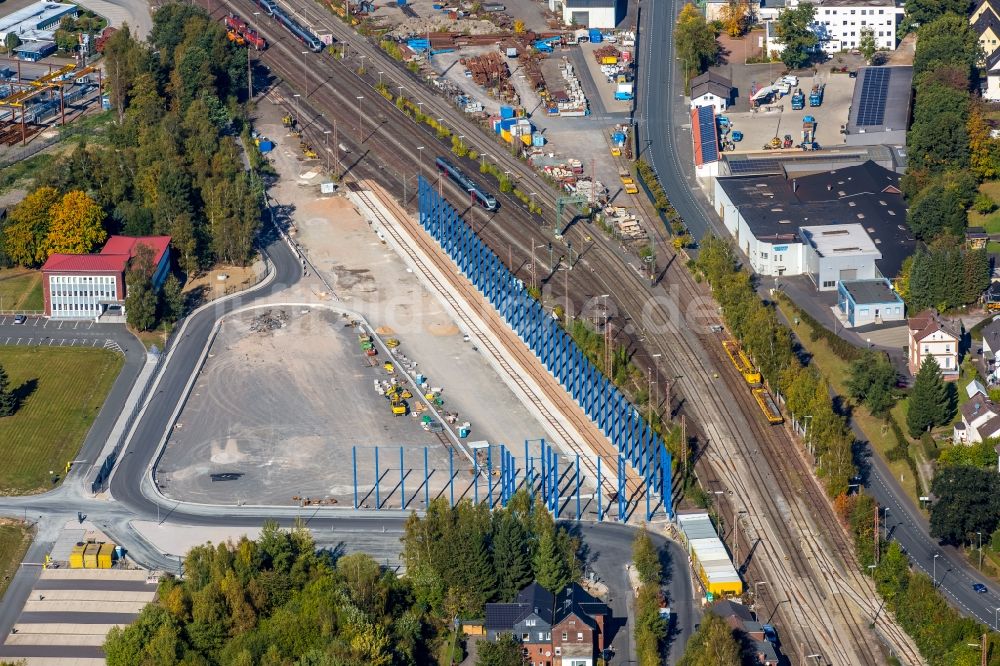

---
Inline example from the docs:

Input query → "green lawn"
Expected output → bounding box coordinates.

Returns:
[778,302,924,504]
[0,521,32,601]
[969,181,1000,234]
[0,270,43,313]
[0,347,123,494]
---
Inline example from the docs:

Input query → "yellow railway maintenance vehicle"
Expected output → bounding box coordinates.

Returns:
[722,340,761,386]
[752,387,784,424]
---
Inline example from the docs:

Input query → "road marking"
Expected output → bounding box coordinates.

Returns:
[16,338,22,344]
[26,338,32,345]
[49,338,55,346]
[57,321,63,329]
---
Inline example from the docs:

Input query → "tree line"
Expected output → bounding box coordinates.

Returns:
[104,521,444,666]
[0,4,263,331]
[840,492,1000,666]
[901,12,994,310]
[401,492,579,618]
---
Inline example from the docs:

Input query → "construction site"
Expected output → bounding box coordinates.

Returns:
[0,59,103,149]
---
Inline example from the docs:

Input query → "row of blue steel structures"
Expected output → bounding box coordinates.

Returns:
[351,439,654,521]
[383,177,674,522]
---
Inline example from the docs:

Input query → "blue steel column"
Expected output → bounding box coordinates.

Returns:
[575,454,581,520]
[352,446,358,509]
[551,450,559,516]
[618,453,626,520]
[400,446,405,510]
[423,447,429,507]
[375,446,380,510]
[645,467,652,522]
[661,446,673,519]
[500,445,507,506]
[540,440,547,505]
[488,444,494,508]
[449,447,454,508]
[597,456,603,522]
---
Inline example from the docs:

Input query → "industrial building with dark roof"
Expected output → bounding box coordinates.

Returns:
[713,160,915,288]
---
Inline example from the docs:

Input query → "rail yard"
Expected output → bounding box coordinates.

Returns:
[210,0,925,661]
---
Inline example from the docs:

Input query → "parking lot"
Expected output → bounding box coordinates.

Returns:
[713,62,859,153]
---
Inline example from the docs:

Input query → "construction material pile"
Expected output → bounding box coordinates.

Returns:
[249,309,288,333]
[593,44,621,64]
[464,52,509,87]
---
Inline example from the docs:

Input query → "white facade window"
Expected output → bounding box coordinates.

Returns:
[48,273,117,318]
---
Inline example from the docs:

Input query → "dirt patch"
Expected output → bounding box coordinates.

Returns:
[375,325,395,335]
[182,263,263,306]
[884,33,915,67]
[427,322,460,336]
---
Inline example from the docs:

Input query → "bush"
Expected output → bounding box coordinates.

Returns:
[974,192,997,214]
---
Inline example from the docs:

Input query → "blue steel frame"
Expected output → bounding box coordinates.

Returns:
[418,178,674,519]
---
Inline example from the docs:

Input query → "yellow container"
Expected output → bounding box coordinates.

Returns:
[601,56,618,65]
[69,544,85,569]
[520,134,532,146]
[500,129,512,143]
[97,543,115,569]
[83,543,100,569]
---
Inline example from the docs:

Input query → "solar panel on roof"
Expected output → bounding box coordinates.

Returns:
[697,105,718,163]
[856,68,890,127]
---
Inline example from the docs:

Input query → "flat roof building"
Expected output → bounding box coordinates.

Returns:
[801,223,881,290]
[844,66,913,147]
[0,1,78,45]
[837,278,904,327]
[558,0,620,29]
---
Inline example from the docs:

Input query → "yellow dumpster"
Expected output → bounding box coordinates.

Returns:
[69,544,85,569]
[97,543,115,569]
[83,543,100,569]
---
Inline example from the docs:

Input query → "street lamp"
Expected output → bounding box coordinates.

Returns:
[884,507,889,540]
[323,130,331,174]
[994,607,999,632]
[301,50,308,96]
[359,54,366,73]
[933,553,940,587]
[802,415,813,457]
[378,70,384,86]
[356,96,364,142]
[292,93,301,126]
[416,146,425,175]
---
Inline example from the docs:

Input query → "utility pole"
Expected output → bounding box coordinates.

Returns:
[356,96,365,142]
[333,119,339,178]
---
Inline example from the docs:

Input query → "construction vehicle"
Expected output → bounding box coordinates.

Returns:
[762,136,781,150]
[801,116,817,150]
[782,134,793,149]
[384,362,395,373]
[610,146,621,157]
[732,130,743,142]
[752,387,784,424]
[301,142,317,158]
[386,337,400,348]
[282,114,296,128]
[790,89,805,110]
[809,83,824,107]
[391,396,408,416]
[619,168,639,194]
[722,340,762,386]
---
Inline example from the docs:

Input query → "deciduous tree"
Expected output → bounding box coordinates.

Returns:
[478,633,525,666]
[44,190,107,256]
[913,14,981,78]
[675,3,719,81]
[859,27,877,63]
[776,3,818,69]
[720,0,750,38]
[846,350,897,416]
[968,103,1000,179]
[676,611,741,666]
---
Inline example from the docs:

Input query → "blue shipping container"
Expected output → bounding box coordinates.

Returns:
[589,28,603,43]
[500,105,515,119]
[258,140,274,153]
[532,133,545,147]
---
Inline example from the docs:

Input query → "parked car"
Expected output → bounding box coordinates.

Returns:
[974,583,988,594]
[13,314,26,324]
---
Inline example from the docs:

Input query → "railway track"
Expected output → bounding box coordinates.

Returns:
[352,183,641,505]
[208,2,922,661]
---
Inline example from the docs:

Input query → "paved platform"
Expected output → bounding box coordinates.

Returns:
[0,566,156,665]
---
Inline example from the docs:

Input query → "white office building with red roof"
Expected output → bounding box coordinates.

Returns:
[40,235,171,319]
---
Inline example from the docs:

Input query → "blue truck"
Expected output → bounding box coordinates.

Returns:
[809,84,824,107]
[790,90,805,110]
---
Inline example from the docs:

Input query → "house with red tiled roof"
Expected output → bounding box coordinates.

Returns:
[41,235,171,319]
[907,309,960,379]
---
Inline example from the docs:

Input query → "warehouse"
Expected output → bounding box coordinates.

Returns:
[0,1,78,45]
[559,0,621,29]
[676,512,743,598]
[713,160,914,284]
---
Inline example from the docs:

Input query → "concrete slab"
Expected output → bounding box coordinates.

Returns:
[23,599,146,613]
[11,623,125,634]
[131,522,263,558]
[4,635,105,646]
[40,569,148,581]
[156,307,462,506]
[18,658,105,666]
[27,589,154,602]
